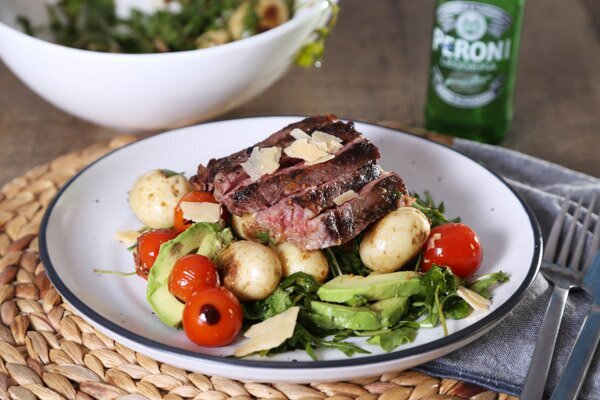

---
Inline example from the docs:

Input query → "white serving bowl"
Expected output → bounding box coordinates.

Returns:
[0,0,330,131]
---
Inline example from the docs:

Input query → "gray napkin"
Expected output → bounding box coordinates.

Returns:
[414,139,600,399]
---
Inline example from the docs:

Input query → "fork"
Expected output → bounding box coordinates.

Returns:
[521,193,599,400]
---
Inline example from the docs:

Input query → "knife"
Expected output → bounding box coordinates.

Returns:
[550,251,600,400]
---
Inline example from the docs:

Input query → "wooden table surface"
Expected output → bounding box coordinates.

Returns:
[0,0,598,186]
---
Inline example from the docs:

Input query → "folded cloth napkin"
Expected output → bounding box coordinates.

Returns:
[414,139,600,399]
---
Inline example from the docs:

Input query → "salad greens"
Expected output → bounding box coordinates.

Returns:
[324,234,371,277]
[322,190,460,278]
[239,192,508,359]
[242,267,508,358]
[20,0,267,53]
[244,272,368,358]
[412,190,460,227]
[18,0,338,65]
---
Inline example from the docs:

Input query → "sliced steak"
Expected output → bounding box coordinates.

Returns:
[290,173,407,250]
[223,138,380,215]
[190,114,338,192]
[255,162,382,238]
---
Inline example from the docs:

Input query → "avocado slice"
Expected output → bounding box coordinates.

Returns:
[370,296,410,328]
[146,222,234,327]
[309,301,381,330]
[317,271,423,303]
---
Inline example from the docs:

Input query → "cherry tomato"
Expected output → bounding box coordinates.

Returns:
[183,287,243,347]
[174,191,227,233]
[421,223,483,278]
[134,229,177,279]
[168,254,219,302]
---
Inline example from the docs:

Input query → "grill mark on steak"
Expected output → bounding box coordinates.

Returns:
[291,162,381,214]
[253,162,382,240]
[289,173,407,250]
[223,138,380,215]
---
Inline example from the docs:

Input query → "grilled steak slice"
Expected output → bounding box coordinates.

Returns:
[223,138,380,215]
[212,119,363,198]
[290,173,407,250]
[190,114,338,192]
[255,162,382,236]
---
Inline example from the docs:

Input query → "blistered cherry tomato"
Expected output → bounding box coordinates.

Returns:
[168,254,219,302]
[173,191,227,233]
[421,223,483,278]
[135,229,177,279]
[183,287,243,347]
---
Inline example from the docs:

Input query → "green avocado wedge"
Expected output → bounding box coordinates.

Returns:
[146,222,234,327]
[309,301,381,331]
[370,296,410,328]
[317,271,423,303]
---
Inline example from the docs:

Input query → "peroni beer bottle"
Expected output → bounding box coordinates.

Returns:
[425,0,526,143]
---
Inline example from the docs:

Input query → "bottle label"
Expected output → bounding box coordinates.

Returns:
[430,1,514,109]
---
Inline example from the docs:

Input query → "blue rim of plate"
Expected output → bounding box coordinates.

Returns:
[39,116,542,369]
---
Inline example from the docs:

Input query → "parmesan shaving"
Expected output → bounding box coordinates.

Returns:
[286,129,344,158]
[114,230,141,245]
[333,190,359,205]
[234,306,300,357]
[240,146,282,182]
[457,286,491,311]
[284,139,329,162]
[311,130,344,152]
[180,201,222,223]
[290,128,311,140]
[312,130,343,143]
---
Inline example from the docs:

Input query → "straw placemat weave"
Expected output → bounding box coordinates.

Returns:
[0,135,518,400]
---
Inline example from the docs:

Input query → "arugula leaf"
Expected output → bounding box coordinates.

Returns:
[243,272,320,322]
[293,325,369,358]
[411,191,460,227]
[366,322,419,352]
[434,285,447,335]
[324,236,371,277]
[443,295,472,319]
[469,272,510,299]
[414,265,460,328]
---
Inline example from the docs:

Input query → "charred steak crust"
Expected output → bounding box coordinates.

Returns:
[189,116,412,250]
[191,114,339,191]
[225,139,381,215]
[295,173,407,250]
[196,115,370,199]
[322,174,404,242]
[291,162,382,214]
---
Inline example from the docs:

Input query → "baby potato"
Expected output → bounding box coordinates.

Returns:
[218,240,282,301]
[359,207,431,273]
[274,242,329,283]
[231,213,261,241]
[128,169,192,229]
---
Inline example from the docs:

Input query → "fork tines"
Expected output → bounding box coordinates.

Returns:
[545,193,599,273]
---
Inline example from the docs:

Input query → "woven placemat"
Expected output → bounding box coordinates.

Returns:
[0,136,518,400]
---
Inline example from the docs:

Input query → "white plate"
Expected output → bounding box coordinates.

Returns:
[39,117,541,383]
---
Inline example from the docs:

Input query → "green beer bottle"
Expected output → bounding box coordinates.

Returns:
[425,0,526,143]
